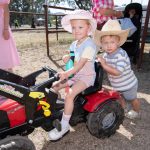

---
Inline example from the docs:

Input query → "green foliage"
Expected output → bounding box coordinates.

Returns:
[10,0,30,12]
[9,0,91,27]
[9,0,46,26]
[48,0,91,9]
[74,0,91,10]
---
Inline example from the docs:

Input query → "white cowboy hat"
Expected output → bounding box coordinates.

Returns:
[61,9,97,35]
[94,19,130,46]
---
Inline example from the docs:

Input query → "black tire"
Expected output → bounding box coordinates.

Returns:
[87,100,124,138]
[0,136,36,150]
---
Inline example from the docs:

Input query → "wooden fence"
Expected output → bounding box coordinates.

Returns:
[43,5,74,56]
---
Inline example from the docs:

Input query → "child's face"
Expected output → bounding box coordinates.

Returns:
[101,35,120,54]
[70,19,91,42]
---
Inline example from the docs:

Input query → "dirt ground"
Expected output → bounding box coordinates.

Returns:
[13,31,150,150]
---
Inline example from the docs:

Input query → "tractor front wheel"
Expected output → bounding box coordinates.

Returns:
[0,136,36,150]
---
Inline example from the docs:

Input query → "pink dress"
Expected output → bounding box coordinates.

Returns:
[0,0,20,69]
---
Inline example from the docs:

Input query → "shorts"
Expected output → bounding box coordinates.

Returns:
[120,82,138,101]
[67,74,95,88]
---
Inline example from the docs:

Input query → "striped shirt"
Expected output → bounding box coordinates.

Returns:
[103,48,137,91]
[92,0,115,24]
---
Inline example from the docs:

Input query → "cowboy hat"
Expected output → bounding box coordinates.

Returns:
[94,19,130,46]
[61,9,97,35]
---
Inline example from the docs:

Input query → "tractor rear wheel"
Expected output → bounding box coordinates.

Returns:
[87,100,124,138]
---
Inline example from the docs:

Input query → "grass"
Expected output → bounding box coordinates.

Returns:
[13,31,73,51]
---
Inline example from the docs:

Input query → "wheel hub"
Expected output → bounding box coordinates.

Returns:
[101,112,116,129]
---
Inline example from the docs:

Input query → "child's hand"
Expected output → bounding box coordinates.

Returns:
[62,54,70,64]
[58,71,68,81]
[65,50,70,54]
[97,56,106,65]
[3,29,10,40]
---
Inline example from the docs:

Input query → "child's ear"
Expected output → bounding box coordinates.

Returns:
[88,25,92,34]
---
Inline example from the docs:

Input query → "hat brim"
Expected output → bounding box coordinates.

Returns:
[94,29,130,46]
[61,14,97,35]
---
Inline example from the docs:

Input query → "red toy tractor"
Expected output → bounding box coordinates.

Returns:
[0,62,124,149]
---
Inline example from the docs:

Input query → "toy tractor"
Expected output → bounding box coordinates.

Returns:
[0,62,124,149]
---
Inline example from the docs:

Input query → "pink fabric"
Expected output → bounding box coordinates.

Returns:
[67,73,95,87]
[0,0,10,4]
[0,96,7,104]
[0,0,20,69]
[67,62,96,87]
[92,0,115,24]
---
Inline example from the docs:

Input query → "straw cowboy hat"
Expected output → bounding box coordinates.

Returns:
[61,9,97,35]
[94,19,130,46]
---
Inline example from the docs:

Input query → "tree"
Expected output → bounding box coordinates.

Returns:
[10,0,30,12]
[48,0,91,10]
[74,0,91,10]
[9,0,32,26]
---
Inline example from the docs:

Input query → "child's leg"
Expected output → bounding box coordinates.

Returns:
[52,80,68,96]
[131,98,140,112]
[64,80,87,115]
[61,81,87,128]
[49,80,87,140]
[119,96,126,109]
[61,81,87,129]
[125,98,140,119]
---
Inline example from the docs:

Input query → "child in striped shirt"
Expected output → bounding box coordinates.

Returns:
[94,19,140,119]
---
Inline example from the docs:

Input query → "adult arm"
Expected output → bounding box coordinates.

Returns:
[99,8,123,18]
[3,4,10,40]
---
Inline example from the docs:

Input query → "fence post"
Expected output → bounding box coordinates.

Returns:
[138,0,150,68]
[43,4,50,56]
[56,16,58,41]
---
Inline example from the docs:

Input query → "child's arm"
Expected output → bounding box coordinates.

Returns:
[59,58,88,81]
[3,4,10,40]
[97,57,121,76]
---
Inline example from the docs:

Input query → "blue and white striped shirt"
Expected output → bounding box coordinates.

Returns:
[103,48,137,91]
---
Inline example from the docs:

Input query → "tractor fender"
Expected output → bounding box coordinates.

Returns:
[0,99,26,127]
[83,89,120,112]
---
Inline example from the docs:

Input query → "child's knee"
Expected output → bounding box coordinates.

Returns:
[65,93,75,102]
[131,98,140,105]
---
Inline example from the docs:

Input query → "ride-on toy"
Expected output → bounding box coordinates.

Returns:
[0,62,124,149]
